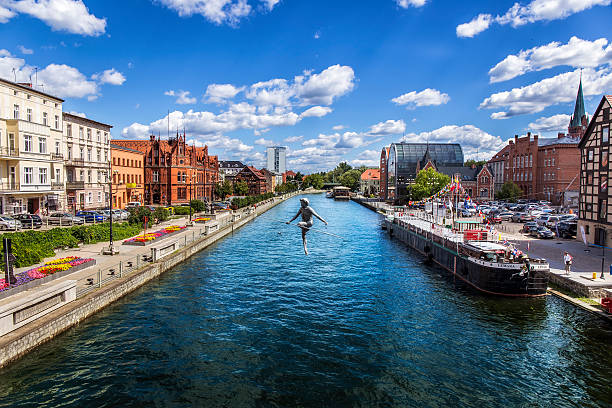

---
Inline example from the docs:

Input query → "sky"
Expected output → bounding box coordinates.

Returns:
[1,0,612,172]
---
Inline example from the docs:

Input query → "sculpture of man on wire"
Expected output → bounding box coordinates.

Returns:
[287,197,328,255]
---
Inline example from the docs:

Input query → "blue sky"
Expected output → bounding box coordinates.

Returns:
[1,0,612,171]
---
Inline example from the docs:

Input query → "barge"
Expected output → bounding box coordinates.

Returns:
[384,214,549,297]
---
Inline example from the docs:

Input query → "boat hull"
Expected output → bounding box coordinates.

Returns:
[386,219,548,297]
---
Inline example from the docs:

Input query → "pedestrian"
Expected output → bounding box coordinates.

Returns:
[564,251,573,275]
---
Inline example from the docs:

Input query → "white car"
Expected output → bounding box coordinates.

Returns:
[0,216,21,230]
[536,215,551,226]
[545,215,561,228]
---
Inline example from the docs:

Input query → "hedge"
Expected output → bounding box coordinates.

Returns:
[231,192,274,209]
[0,223,142,268]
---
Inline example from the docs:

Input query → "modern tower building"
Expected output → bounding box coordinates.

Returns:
[266,146,286,174]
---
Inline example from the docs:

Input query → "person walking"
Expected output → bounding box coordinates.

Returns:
[564,251,573,275]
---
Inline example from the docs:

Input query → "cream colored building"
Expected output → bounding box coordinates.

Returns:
[63,113,111,212]
[0,78,65,214]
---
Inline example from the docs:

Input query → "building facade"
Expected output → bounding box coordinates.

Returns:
[0,79,65,214]
[235,166,268,195]
[63,113,111,212]
[112,133,218,206]
[110,144,145,209]
[219,160,245,182]
[489,145,509,193]
[360,168,380,196]
[379,147,389,200]
[578,95,612,246]
[266,146,286,174]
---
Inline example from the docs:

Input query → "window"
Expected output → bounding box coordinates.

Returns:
[97,150,101,162]
[529,154,532,167]
[104,132,108,144]
[39,168,47,184]
[43,112,48,126]
[588,150,594,161]
[55,168,61,182]
[55,141,61,155]
[88,149,92,161]
[97,130,101,142]
[67,124,72,137]
[79,127,84,139]
[177,172,181,182]
[153,171,159,182]
[27,108,32,122]
[24,135,32,152]
[87,129,91,140]
[24,167,33,184]
[604,127,610,144]
[104,151,108,162]
[13,104,19,119]
[39,137,47,154]
[529,172,532,181]
[98,192,102,202]
[55,115,59,129]
[600,199,607,220]
[80,170,84,181]
[88,192,92,204]
[8,133,15,152]
[552,157,555,166]
[88,170,92,183]
[80,147,84,159]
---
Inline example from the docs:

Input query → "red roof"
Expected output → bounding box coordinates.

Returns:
[361,168,380,180]
[285,170,296,177]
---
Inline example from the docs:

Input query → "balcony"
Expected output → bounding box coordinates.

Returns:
[0,147,20,158]
[66,181,85,190]
[0,182,20,192]
[66,158,85,167]
[51,182,64,190]
[51,153,64,161]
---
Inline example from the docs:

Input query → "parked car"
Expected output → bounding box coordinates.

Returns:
[498,212,514,221]
[530,226,554,239]
[14,214,42,229]
[536,215,551,226]
[512,212,533,222]
[559,214,578,222]
[557,221,577,238]
[0,216,21,230]
[76,211,106,223]
[46,213,85,225]
[486,214,502,224]
[522,221,538,233]
[126,201,141,209]
[545,215,562,228]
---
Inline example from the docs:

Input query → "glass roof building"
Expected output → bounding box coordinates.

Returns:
[386,143,464,200]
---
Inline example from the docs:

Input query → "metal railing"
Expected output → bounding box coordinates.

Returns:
[51,182,64,190]
[66,158,85,166]
[66,181,85,189]
[51,153,64,160]
[0,182,20,191]
[0,147,19,157]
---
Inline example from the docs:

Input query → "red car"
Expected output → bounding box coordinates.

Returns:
[486,215,502,224]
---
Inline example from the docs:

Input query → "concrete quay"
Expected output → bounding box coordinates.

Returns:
[0,191,313,368]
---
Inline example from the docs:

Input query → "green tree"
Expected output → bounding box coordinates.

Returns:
[464,159,487,167]
[302,173,325,189]
[339,169,362,191]
[290,171,304,182]
[190,199,207,212]
[214,180,233,200]
[234,180,249,196]
[496,181,522,202]
[411,168,451,200]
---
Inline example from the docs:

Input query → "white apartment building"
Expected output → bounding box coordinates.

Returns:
[63,113,111,211]
[266,146,286,174]
[0,79,65,214]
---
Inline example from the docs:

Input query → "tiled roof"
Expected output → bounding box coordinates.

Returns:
[361,168,380,180]
[110,144,144,154]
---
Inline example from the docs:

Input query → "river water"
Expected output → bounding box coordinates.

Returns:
[0,194,611,407]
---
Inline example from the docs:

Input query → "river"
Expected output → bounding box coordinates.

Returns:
[0,194,611,407]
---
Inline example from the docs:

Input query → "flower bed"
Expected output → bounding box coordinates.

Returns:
[123,225,187,246]
[193,217,211,223]
[0,256,96,296]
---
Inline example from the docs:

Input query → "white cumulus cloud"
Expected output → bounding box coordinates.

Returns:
[204,83,244,103]
[300,106,332,118]
[457,0,611,38]
[92,68,126,85]
[395,0,427,8]
[402,125,505,159]
[0,0,106,36]
[295,64,355,106]
[156,0,281,26]
[392,88,450,109]
[165,90,197,104]
[254,137,274,146]
[17,45,33,54]
[368,119,406,136]
[351,149,380,167]
[481,67,612,118]
[528,114,571,132]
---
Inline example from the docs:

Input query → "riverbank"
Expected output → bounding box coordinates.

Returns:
[0,191,318,368]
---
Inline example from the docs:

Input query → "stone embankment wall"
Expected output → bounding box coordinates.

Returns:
[0,192,310,368]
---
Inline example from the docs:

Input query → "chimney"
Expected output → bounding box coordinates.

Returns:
[149,135,155,141]
[534,134,538,142]
[527,131,531,141]
[514,135,518,143]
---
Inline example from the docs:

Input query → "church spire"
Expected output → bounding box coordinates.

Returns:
[570,74,586,128]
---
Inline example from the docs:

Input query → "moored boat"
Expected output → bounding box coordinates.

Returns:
[332,186,350,200]
[384,214,549,297]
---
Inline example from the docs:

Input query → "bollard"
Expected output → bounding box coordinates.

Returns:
[593,272,597,279]
[119,261,123,278]
[98,269,102,288]
[137,254,140,268]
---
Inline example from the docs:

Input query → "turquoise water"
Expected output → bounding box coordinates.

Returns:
[0,194,611,407]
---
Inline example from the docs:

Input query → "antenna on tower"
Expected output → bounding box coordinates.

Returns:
[35,67,38,87]
[11,68,16,82]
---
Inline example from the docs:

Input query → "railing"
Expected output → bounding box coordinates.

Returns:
[66,181,85,189]
[51,182,64,190]
[0,147,19,157]
[51,153,64,160]
[0,182,19,191]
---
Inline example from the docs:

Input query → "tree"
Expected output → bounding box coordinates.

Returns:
[411,168,451,200]
[302,173,325,189]
[326,162,352,182]
[464,159,487,167]
[496,181,522,202]
[190,199,207,212]
[290,171,304,182]
[339,169,362,191]
[214,180,233,200]
[234,180,249,196]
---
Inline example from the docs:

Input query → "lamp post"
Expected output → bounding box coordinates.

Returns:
[601,229,607,280]
[105,167,119,255]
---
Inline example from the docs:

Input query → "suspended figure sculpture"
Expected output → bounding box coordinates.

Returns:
[287,197,328,255]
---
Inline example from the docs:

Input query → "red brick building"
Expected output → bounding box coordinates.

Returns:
[379,147,389,200]
[235,166,268,195]
[112,133,219,205]
[487,80,585,206]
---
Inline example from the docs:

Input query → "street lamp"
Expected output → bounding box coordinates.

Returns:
[104,167,120,255]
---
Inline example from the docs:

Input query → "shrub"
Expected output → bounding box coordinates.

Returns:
[128,206,153,227]
[231,192,274,209]
[190,199,207,212]
[173,206,191,215]
[153,207,170,223]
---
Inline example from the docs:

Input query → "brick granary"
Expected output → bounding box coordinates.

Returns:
[112,133,219,206]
